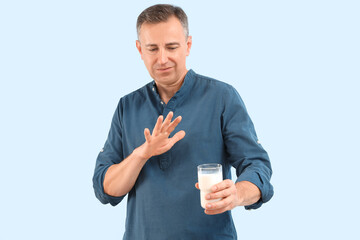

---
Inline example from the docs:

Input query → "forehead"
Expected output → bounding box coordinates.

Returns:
[139,16,186,44]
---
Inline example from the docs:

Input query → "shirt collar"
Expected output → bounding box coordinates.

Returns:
[150,69,196,105]
[172,69,195,101]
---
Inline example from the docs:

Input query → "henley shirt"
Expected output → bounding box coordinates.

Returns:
[93,69,274,240]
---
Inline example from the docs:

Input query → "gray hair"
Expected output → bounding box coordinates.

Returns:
[136,4,189,40]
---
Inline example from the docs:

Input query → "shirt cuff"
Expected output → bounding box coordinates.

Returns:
[94,165,126,206]
[236,170,274,210]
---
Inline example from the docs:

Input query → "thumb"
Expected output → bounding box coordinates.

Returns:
[171,130,186,143]
[158,130,186,153]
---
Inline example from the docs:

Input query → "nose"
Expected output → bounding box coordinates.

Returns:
[158,48,168,65]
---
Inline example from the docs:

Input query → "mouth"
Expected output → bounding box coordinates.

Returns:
[157,67,173,72]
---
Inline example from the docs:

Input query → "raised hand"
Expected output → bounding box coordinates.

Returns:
[136,111,185,160]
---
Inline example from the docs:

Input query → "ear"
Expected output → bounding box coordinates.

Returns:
[136,40,143,60]
[186,36,192,56]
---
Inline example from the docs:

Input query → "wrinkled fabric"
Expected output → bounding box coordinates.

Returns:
[93,69,274,240]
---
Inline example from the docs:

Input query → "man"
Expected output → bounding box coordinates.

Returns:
[93,4,273,240]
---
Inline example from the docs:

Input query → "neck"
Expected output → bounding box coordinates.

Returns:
[155,70,187,104]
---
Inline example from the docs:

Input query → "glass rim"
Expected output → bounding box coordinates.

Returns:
[197,163,222,170]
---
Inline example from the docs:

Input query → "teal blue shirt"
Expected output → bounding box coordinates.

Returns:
[93,69,273,239]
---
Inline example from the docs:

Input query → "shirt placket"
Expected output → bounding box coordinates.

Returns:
[152,84,177,170]
[159,98,177,170]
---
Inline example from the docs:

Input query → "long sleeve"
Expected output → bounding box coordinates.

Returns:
[92,99,126,206]
[221,85,274,210]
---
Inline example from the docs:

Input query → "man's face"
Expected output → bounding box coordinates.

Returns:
[136,16,192,86]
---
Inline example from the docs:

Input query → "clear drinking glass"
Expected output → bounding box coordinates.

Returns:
[197,164,223,209]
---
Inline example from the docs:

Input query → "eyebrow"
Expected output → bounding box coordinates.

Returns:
[145,42,180,47]
[166,42,180,46]
[145,44,158,47]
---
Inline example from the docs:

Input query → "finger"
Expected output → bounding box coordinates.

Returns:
[168,130,185,145]
[152,115,163,136]
[160,111,173,132]
[204,207,228,215]
[205,196,232,211]
[195,182,199,190]
[211,179,233,192]
[156,131,185,153]
[144,128,151,143]
[207,188,234,200]
[165,116,182,134]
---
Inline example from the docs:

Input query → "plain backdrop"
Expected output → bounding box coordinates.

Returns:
[1,0,359,239]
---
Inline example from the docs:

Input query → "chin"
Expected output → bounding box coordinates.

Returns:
[154,72,175,83]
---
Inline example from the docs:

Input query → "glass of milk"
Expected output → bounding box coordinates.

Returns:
[197,164,223,209]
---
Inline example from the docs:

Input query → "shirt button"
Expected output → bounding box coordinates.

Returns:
[152,87,155,92]
[160,101,164,105]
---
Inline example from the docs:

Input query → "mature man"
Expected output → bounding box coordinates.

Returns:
[93,4,273,239]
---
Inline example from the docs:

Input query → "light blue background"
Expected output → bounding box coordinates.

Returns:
[1,0,359,239]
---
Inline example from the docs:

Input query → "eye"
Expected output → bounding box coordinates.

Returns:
[168,47,178,50]
[149,48,158,52]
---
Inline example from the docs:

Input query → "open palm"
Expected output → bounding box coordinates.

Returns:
[138,111,185,159]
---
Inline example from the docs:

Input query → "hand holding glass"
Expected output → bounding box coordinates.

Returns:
[197,164,223,209]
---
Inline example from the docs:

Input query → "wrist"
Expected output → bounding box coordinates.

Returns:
[133,144,151,162]
[235,181,261,206]
[235,182,246,206]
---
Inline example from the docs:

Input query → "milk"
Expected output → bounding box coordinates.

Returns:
[198,171,223,209]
